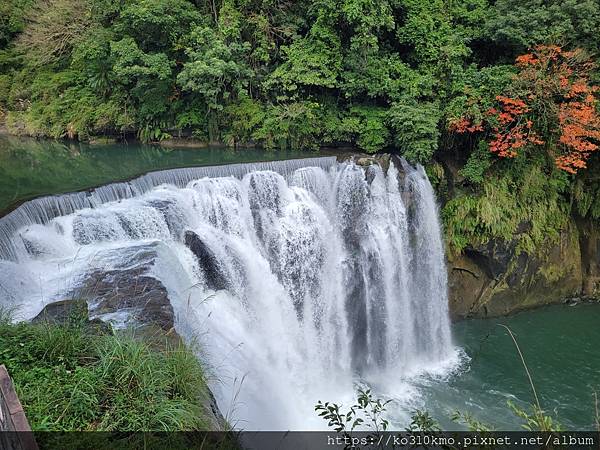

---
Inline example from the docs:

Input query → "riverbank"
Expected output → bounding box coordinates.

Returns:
[0,302,225,433]
[0,120,360,152]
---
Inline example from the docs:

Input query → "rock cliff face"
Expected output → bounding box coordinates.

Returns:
[432,150,600,319]
[446,220,590,319]
[577,218,600,299]
[445,205,600,320]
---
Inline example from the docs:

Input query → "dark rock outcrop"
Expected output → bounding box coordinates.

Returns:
[184,230,229,291]
[81,268,174,331]
[576,217,600,298]
[32,299,88,324]
[31,298,112,334]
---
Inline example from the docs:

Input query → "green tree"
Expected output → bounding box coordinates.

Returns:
[485,0,600,54]
[178,26,252,139]
[389,100,440,163]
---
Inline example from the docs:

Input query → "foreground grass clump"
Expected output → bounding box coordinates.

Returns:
[0,312,212,432]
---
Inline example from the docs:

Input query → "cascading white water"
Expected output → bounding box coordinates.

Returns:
[0,157,457,429]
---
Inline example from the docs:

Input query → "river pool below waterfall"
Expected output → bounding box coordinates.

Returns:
[0,137,598,431]
[403,303,600,430]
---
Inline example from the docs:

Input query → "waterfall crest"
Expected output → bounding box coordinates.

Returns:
[0,157,337,261]
[0,157,456,429]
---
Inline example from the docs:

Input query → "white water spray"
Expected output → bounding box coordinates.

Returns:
[0,157,456,429]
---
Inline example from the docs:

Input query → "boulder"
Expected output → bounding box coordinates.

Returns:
[158,138,209,148]
[80,268,174,331]
[356,157,376,167]
[88,137,118,145]
[32,299,88,324]
[31,299,111,334]
[68,243,175,330]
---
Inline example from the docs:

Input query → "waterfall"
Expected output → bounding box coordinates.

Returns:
[0,157,456,429]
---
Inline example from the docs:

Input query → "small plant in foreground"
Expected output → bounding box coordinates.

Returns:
[315,388,391,433]
[408,409,440,432]
[315,388,391,449]
[499,324,562,432]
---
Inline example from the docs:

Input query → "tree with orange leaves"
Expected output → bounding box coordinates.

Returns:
[450,45,600,174]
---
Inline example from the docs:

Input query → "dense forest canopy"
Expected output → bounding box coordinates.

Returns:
[1,0,600,253]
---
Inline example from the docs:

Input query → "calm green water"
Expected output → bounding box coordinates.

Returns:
[420,303,600,430]
[0,136,321,215]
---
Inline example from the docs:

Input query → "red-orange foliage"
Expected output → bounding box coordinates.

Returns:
[555,89,600,173]
[486,96,544,158]
[451,45,600,174]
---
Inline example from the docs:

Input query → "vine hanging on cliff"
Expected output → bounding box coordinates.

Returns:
[450,45,600,174]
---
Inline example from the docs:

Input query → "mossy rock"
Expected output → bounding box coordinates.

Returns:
[88,137,118,145]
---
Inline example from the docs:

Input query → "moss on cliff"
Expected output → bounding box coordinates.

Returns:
[434,147,600,318]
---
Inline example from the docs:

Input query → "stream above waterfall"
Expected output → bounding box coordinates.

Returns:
[0,138,598,431]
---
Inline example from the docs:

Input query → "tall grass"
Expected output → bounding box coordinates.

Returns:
[95,333,210,431]
[0,303,16,324]
[0,316,216,432]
